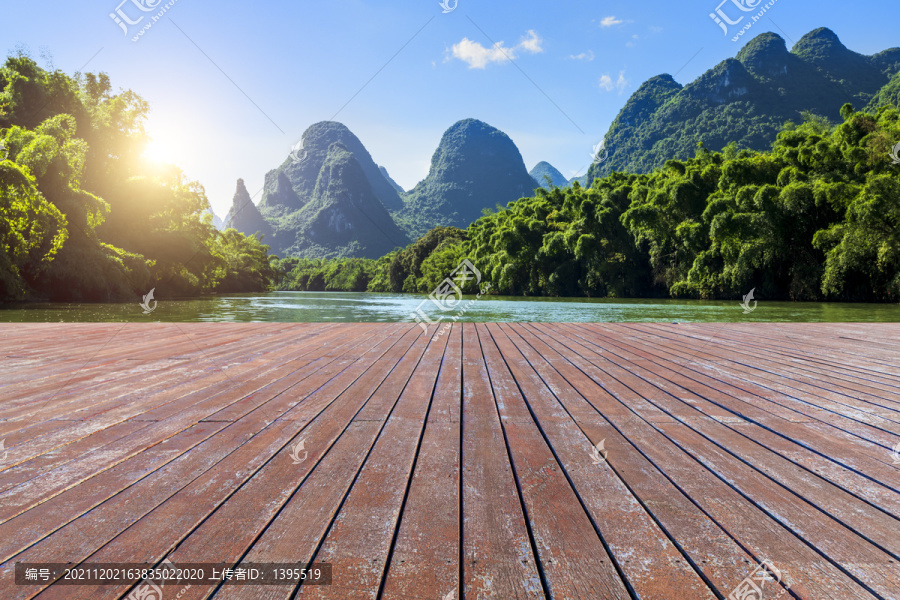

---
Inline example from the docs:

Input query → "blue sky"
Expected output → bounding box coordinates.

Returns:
[3,0,899,217]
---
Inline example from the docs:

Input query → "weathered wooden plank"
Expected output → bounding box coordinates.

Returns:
[0,325,397,528]
[458,323,543,599]
[627,322,900,415]
[573,323,900,445]
[0,323,335,428]
[477,323,651,599]
[623,323,900,409]
[0,323,288,404]
[0,417,301,600]
[381,322,463,600]
[502,324,770,595]
[487,323,717,600]
[663,322,900,384]
[554,323,900,479]
[190,328,430,600]
[0,323,357,472]
[548,326,900,523]
[0,323,897,600]
[297,331,449,599]
[512,323,880,600]
[23,325,425,600]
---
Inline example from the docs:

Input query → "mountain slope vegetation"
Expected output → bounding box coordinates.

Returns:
[281,102,900,303]
[588,28,900,183]
[397,119,539,238]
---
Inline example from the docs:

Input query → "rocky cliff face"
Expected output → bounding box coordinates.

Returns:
[224,179,272,240]
[260,121,403,215]
[270,143,409,259]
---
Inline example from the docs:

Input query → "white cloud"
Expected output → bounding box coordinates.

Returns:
[600,16,624,27]
[518,30,542,53]
[449,30,544,69]
[567,50,595,61]
[449,38,508,69]
[599,71,629,93]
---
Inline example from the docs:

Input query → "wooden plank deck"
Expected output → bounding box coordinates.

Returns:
[0,322,898,600]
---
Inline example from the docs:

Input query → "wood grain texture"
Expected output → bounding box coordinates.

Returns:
[0,322,896,600]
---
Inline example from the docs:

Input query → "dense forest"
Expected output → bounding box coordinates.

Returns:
[0,53,277,303]
[279,104,900,302]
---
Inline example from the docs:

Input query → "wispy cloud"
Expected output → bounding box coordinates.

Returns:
[518,30,542,53]
[567,50,595,61]
[599,71,629,93]
[448,30,543,69]
[600,16,625,28]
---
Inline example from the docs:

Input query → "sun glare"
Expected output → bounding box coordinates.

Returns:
[142,139,168,163]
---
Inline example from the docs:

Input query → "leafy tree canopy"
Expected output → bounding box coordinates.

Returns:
[0,52,278,302]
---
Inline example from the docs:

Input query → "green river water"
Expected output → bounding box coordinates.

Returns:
[1,292,897,323]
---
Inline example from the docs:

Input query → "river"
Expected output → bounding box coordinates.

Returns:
[1,292,897,323]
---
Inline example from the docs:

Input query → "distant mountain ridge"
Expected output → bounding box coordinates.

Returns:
[205,208,225,230]
[529,161,589,189]
[226,129,409,259]
[227,119,539,257]
[588,28,900,182]
[868,69,900,112]
[530,161,569,189]
[222,30,900,260]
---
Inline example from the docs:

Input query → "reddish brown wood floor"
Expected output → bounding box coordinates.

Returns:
[0,322,899,599]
